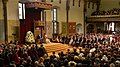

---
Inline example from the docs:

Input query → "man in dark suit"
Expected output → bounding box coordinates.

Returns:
[62,36,66,44]
[37,44,47,57]
[37,34,43,44]
[75,37,80,47]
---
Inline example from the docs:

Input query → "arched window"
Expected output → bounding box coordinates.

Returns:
[52,8,57,21]
[109,22,115,31]
[52,8,59,35]
[18,2,25,19]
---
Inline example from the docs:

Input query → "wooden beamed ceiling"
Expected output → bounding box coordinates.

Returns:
[85,0,101,3]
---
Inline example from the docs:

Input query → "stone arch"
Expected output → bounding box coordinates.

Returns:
[76,23,82,34]
[86,23,95,33]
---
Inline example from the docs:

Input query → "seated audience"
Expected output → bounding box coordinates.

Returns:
[0,33,120,67]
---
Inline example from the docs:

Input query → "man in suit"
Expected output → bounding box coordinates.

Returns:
[37,34,43,44]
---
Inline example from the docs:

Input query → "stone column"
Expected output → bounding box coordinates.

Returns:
[2,0,8,43]
[104,22,107,31]
[44,11,46,33]
[94,23,97,33]
[107,23,109,31]
[84,0,87,36]
[114,22,117,31]
[66,0,70,35]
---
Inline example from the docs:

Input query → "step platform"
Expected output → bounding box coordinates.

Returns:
[43,43,70,53]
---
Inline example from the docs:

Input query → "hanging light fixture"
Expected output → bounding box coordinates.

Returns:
[78,0,81,7]
[92,3,94,9]
[73,0,75,6]
[59,0,61,4]
[88,2,90,8]
[51,0,53,2]
[42,0,46,2]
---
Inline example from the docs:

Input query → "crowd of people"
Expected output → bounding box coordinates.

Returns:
[53,33,120,47]
[0,41,47,67]
[0,33,120,67]
[51,33,120,67]
[91,8,120,16]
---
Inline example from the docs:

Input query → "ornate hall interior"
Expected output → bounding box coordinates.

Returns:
[0,0,120,67]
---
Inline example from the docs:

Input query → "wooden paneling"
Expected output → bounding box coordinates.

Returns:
[68,22,76,34]
[87,16,120,22]
[62,22,67,35]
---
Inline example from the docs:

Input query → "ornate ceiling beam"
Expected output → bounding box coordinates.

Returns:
[85,0,101,3]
